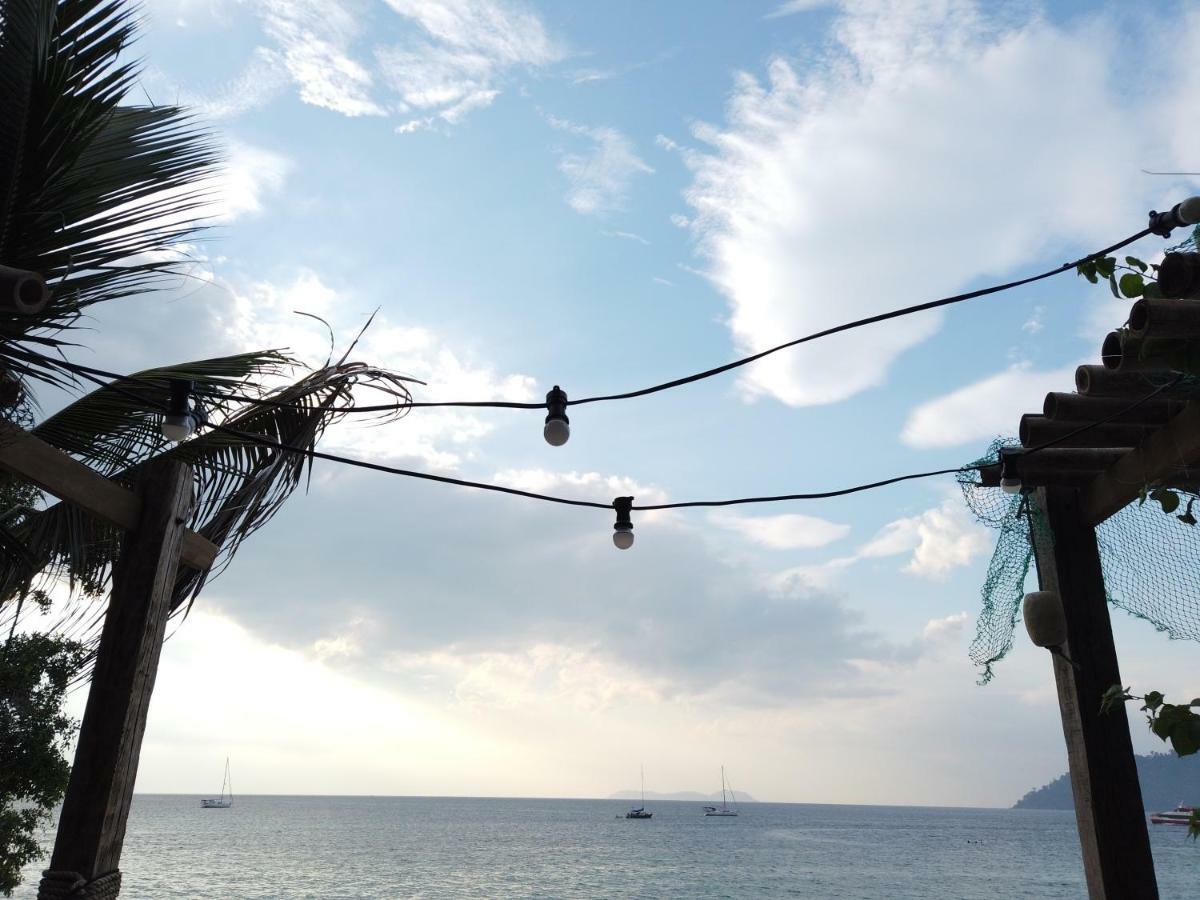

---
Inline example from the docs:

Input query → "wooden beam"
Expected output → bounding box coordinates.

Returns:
[1084,401,1200,525]
[1032,487,1158,900]
[41,458,192,892]
[0,421,216,569]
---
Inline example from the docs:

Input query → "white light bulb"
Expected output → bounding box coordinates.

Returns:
[613,527,634,550]
[1001,476,1022,495]
[544,417,570,447]
[161,413,195,442]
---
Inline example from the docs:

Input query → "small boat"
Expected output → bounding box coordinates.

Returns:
[1150,804,1195,825]
[200,757,233,809]
[703,765,738,817]
[626,765,653,819]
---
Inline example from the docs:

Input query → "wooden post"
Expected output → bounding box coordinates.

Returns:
[1031,486,1158,900]
[38,458,192,899]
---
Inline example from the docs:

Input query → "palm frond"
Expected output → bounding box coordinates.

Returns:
[0,0,220,388]
[0,356,414,657]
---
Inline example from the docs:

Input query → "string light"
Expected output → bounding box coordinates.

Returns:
[160,379,197,442]
[612,497,634,549]
[543,385,570,446]
[29,217,1169,419]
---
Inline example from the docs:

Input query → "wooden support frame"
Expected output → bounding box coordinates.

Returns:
[1032,487,1158,900]
[0,420,216,569]
[40,458,193,893]
[1084,402,1200,525]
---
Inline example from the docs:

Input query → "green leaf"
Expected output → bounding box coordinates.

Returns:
[1142,691,1165,712]
[1119,273,1145,298]
[1096,257,1117,278]
[1189,809,1199,840]
[1143,281,1163,300]
[1126,256,1149,272]
[1078,261,1098,284]
[1109,275,1121,299]
[1151,489,1180,514]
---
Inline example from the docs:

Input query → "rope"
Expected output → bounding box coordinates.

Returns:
[37,870,122,900]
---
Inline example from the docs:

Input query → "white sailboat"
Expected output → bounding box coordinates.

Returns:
[200,757,233,809]
[626,765,652,819]
[703,765,738,817]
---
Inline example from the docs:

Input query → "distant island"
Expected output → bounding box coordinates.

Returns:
[609,789,756,803]
[1015,752,1199,810]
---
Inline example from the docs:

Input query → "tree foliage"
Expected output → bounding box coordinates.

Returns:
[0,633,85,896]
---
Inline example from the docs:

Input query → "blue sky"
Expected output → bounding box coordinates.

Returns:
[40,0,1200,805]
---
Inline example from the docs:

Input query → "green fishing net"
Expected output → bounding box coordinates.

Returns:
[959,439,1200,683]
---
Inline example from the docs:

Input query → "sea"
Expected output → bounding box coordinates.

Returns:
[14,796,1199,899]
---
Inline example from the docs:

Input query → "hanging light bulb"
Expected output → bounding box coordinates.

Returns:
[1023,591,1067,649]
[612,496,634,549]
[544,385,570,446]
[1000,452,1022,495]
[161,379,196,442]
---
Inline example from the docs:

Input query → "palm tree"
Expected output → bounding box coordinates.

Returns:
[0,2,410,889]
[0,0,410,639]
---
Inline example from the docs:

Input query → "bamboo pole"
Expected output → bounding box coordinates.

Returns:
[1019,414,1145,450]
[1042,392,1183,425]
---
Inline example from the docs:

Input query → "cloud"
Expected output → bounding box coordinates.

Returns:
[218,270,538,468]
[923,611,970,643]
[602,230,650,245]
[203,461,916,707]
[766,0,839,18]
[901,361,1076,448]
[162,0,561,126]
[1022,305,1045,334]
[213,141,294,221]
[652,276,675,287]
[709,511,850,549]
[678,2,1200,407]
[260,0,386,116]
[378,0,564,130]
[547,116,654,215]
[775,493,989,585]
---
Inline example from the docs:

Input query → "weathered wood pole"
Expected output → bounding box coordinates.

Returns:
[1031,486,1158,900]
[38,458,193,900]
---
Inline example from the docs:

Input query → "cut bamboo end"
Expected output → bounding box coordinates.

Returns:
[0,265,49,315]
[1128,298,1200,340]
[1157,252,1200,300]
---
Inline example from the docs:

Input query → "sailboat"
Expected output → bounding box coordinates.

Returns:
[200,757,233,809]
[626,765,652,819]
[703,765,738,817]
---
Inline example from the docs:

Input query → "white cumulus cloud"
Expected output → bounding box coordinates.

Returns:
[709,512,850,549]
[679,1,1200,408]
[901,362,1077,448]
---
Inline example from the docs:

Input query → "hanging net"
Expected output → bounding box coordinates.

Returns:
[959,439,1200,683]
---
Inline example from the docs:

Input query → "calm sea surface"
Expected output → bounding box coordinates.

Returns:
[16,796,1199,898]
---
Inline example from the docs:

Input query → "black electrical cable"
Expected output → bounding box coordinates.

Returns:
[66,366,980,512]
[37,226,1154,414]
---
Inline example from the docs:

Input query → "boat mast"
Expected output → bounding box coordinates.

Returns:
[640,765,645,806]
[721,765,727,810]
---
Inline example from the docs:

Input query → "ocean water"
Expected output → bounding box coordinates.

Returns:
[15,796,1198,899]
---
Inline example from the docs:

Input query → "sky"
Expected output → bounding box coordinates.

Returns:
[27,0,1200,806]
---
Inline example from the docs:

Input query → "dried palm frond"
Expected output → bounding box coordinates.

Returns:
[0,353,415,657]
